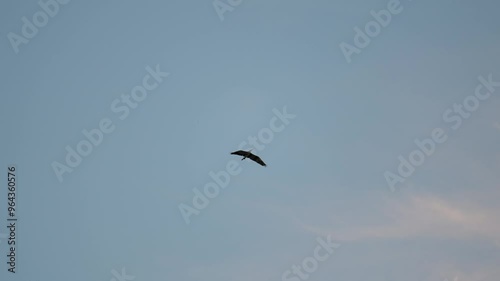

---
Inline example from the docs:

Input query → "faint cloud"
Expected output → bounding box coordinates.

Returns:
[301,193,500,242]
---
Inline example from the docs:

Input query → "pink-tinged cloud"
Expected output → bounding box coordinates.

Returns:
[301,193,500,242]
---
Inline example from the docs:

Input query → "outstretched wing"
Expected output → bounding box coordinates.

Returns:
[230,150,267,166]
[230,150,248,157]
[248,153,267,167]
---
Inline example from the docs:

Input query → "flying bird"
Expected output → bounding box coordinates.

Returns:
[231,150,267,167]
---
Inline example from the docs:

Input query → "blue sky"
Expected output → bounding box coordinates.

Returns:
[1,0,500,281]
